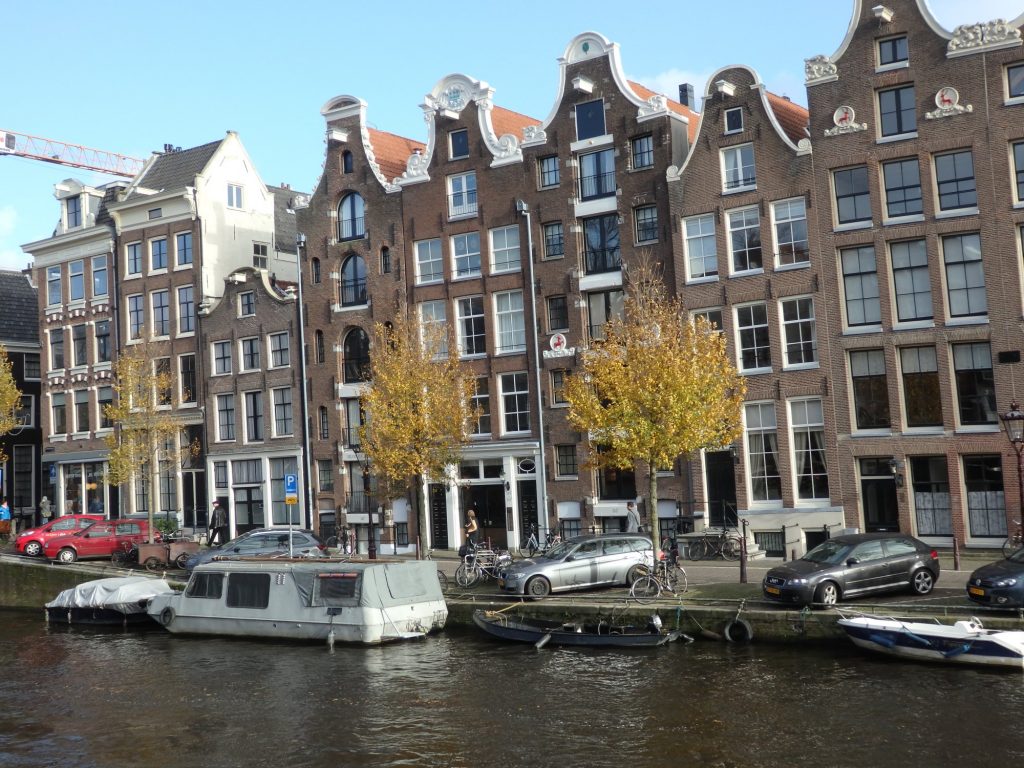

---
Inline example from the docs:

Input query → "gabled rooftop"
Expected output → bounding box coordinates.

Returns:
[366,129,425,181]
[126,139,223,199]
[765,92,809,143]
[628,80,700,142]
[0,271,40,346]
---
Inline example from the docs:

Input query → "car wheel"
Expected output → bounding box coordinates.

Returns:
[23,541,42,557]
[911,568,935,595]
[526,576,551,598]
[814,581,839,606]
[57,548,78,564]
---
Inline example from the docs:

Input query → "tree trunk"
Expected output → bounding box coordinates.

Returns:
[647,462,661,558]
[416,474,427,557]
[148,436,159,544]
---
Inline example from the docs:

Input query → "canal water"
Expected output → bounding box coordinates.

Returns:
[1,608,1022,768]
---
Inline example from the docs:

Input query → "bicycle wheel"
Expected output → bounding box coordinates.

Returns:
[1002,535,1023,559]
[687,539,708,561]
[722,537,742,560]
[671,565,688,593]
[629,575,661,603]
[436,569,450,593]
[455,563,478,587]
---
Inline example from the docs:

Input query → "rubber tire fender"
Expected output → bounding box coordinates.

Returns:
[723,618,754,644]
[159,607,175,627]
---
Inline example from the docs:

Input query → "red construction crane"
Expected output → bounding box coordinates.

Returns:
[0,129,144,177]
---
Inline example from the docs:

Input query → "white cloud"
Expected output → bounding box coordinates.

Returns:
[627,67,712,109]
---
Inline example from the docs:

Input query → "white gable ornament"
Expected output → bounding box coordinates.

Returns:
[925,87,973,120]
[824,105,867,136]
[543,332,575,359]
[804,55,838,86]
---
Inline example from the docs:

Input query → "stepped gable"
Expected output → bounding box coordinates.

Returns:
[0,271,39,345]
[765,92,809,143]
[127,139,223,197]
[366,129,424,182]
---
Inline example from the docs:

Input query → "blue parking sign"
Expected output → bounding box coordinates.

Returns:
[284,474,298,495]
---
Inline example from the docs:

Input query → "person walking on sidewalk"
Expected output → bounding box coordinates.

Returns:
[626,501,641,533]
[209,500,228,547]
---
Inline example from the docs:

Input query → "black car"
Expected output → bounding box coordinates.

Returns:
[762,532,940,607]
[966,549,1024,608]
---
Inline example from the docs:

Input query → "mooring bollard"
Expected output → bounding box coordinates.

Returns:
[739,519,749,584]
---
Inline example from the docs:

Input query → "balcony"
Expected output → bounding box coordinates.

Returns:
[585,247,621,275]
[579,171,616,201]
[339,216,365,241]
[340,278,367,306]
[448,191,478,219]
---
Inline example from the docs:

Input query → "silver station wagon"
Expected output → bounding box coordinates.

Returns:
[498,534,653,597]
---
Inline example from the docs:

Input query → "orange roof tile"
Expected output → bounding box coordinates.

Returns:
[627,81,699,143]
[491,106,541,140]
[367,128,425,182]
[765,92,809,144]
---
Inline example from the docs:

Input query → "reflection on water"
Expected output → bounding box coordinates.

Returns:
[1,609,1024,767]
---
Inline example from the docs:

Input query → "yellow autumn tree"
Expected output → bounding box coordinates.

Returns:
[104,343,194,543]
[0,346,24,463]
[563,266,746,555]
[359,309,476,552]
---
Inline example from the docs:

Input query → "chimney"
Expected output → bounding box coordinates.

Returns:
[678,83,695,108]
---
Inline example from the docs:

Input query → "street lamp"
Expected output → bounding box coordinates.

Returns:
[1000,401,1024,534]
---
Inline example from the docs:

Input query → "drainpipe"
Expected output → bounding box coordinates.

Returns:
[295,233,314,529]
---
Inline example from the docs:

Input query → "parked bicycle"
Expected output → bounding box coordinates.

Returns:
[1003,520,1024,558]
[687,528,742,561]
[629,555,688,603]
[425,548,450,593]
[455,543,512,587]
[518,524,562,558]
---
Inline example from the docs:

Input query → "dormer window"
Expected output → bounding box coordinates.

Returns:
[724,108,744,134]
[575,99,606,140]
[66,195,81,228]
[450,129,469,160]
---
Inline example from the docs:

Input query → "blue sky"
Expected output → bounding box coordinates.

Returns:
[2,0,1022,272]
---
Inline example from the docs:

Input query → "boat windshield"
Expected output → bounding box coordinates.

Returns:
[802,539,853,565]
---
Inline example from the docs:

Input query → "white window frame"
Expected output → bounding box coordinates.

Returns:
[212,340,232,376]
[240,336,261,372]
[92,255,108,298]
[243,390,264,442]
[149,237,168,273]
[788,398,829,503]
[634,205,658,244]
[1008,63,1024,105]
[272,387,294,437]
[780,296,817,370]
[743,401,782,506]
[735,302,771,374]
[268,332,290,368]
[238,291,256,317]
[150,289,170,338]
[127,294,144,341]
[499,371,530,435]
[177,285,195,335]
[721,143,755,193]
[771,198,809,268]
[724,107,744,134]
[727,206,763,275]
[490,225,521,273]
[451,231,481,278]
[179,353,196,405]
[448,171,478,219]
[175,231,193,267]
[941,232,987,319]
[494,290,526,354]
[683,214,718,282]
[415,239,443,284]
[456,296,486,358]
[46,265,61,306]
[125,241,142,277]
[471,376,491,437]
[419,300,448,358]
[227,183,244,209]
[216,393,236,442]
[68,260,85,302]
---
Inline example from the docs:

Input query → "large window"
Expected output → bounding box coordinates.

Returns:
[415,239,443,284]
[684,214,717,280]
[151,290,170,337]
[964,456,1006,538]
[790,398,828,500]
[448,172,477,218]
[343,328,370,383]
[1014,141,1024,203]
[176,232,193,266]
[634,206,658,243]
[495,290,525,353]
[575,98,605,140]
[781,297,816,367]
[69,260,85,301]
[241,337,260,371]
[74,390,89,433]
[911,457,951,536]
[457,296,486,357]
[583,214,620,274]
[841,246,880,327]
[239,291,255,317]
[46,265,61,306]
[953,342,996,425]
[319,407,330,440]
[419,300,448,357]
[338,193,365,240]
[95,320,110,363]
[538,156,559,188]
[51,393,66,434]
[543,222,564,258]
[579,149,615,200]
[556,445,578,477]
[315,330,325,364]
[850,349,890,429]
[270,332,290,368]
[547,296,569,332]
[213,341,232,375]
[217,394,235,441]
[177,285,195,334]
[728,207,762,273]
[934,150,977,212]
[273,388,293,436]
[882,158,922,218]
[180,354,196,404]
[499,372,530,434]
[98,386,113,429]
[72,324,87,367]
[587,289,623,340]
[126,242,142,276]
[151,238,168,272]
[942,233,986,317]
[834,167,871,225]
[244,391,264,442]
[128,295,144,339]
[879,85,916,137]
[92,255,108,297]
[890,240,932,322]
[773,198,808,266]
[50,329,65,370]
[878,35,909,67]
[451,232,481,278]
[340,254,367,306]
[490,226,520,273]
[736,303,771,372]
[745,402,781,502]
[722,144,755,191]
[900,346,942,428]
[631,134,653,169]
[471,377,490,436]
[318,460,334,492]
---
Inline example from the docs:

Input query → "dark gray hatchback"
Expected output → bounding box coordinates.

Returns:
[762,533,940,607]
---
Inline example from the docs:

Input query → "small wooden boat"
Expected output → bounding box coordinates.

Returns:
[472,609,688,648]
[837,614,1024,669]
[45,576,175,626]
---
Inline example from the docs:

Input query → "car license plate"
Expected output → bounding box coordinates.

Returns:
[968,586,985,597]
[765,586,781,595]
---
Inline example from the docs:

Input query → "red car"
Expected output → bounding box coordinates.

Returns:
[44,519,156,564]
[15,514,105,557]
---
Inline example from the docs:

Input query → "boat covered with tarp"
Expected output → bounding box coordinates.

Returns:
[45,576,175,626]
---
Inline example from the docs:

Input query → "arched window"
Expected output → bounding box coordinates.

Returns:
[337,193,365,241]
[343,328,370,383]
[380,246,391,274]
[311,257,321,284]
[315,330,326,363]
[342,151,353,174]
[340,254,367,306]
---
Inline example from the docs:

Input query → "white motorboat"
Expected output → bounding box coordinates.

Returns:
[45,576,175,626]
[837,613,1024,669]
[147,558,447,645]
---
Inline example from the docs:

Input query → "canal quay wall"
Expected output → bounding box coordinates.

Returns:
[4,553,1024,643]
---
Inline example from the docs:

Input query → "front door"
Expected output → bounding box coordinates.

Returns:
[468,485,507,549]
[705,450,738,528]
[429,483,448,550]
[233,487,264,535]
[517,480,538,543]
[182,471,207,530]
[860,458,899,532]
